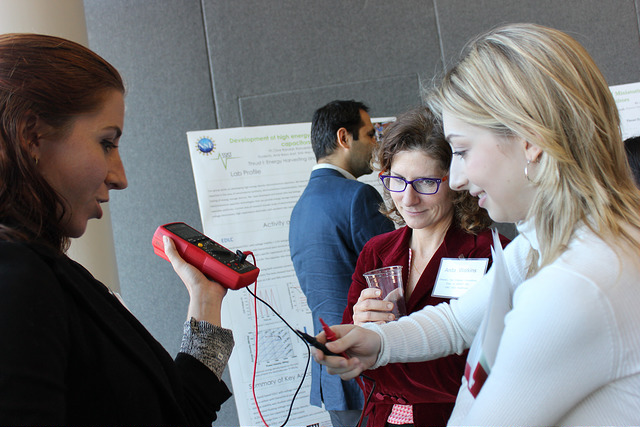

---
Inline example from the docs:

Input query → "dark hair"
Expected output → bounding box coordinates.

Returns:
[0,33,125,252]
[375,107,492,234]
[624,136,640,187]
[310,100,369,161]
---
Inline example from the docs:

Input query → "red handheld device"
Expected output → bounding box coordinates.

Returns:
[152,222,259,290]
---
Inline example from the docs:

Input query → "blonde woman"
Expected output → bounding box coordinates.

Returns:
[342,107,508,427]
[313,23,640,426]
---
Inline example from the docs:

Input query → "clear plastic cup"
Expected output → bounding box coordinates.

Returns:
[363,265,407,319]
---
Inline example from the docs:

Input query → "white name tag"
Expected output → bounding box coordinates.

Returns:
[432,258,489,299]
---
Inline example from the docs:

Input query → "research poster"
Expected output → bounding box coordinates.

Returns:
[610,81,640,139]
[186,118,393,427]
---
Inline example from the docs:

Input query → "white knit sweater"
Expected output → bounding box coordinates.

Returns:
[364,220,640,426]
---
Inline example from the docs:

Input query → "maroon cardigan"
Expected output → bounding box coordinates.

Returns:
[342,225,509,427]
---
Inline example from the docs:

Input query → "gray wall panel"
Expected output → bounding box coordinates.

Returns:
[239,74,422,126]
[435,0,640,85]
[202,0,441,127]
[84,0,217,355]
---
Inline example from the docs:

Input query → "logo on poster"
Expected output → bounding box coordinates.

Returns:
[196,137,216,155]
[196,136,239,169]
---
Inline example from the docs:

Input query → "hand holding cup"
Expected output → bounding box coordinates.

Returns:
[362,266,407,321]
[352,287,397,325]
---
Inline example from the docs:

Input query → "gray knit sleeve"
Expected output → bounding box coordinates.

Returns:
[180,318,234,380]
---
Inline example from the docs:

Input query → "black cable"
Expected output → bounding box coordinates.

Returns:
[245,286,310,427]
[356,375,376,427]
[246,286,302,337]
[244,254,373,427]
[281,341,310,426]
[247,286,375,427]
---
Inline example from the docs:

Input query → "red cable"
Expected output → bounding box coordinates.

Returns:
[249,254,269,427]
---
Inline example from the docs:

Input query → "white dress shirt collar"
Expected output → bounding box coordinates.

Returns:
[312,163,357,180]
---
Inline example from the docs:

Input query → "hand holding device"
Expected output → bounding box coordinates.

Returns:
[297,330,341,357]
[296,319,346,358]
[311,323,382,381]
[152,222,259,290]
[319,317,350,359]
[318,318,366,388]
[162,235,226,325]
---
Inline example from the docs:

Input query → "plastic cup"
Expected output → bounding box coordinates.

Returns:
[363,266,407,319]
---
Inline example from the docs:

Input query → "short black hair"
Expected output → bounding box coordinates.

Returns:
[624,136,640,187]
[310,100,369,161]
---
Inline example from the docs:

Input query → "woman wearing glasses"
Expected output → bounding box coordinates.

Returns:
[319,24,640,425]
[342,107,509,427]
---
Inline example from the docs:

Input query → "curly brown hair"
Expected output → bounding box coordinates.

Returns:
[0,33,125,252]
[374,106,492,234]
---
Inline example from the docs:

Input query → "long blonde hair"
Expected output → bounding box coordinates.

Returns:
[428,23,640,275]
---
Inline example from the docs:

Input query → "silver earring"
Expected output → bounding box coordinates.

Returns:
[34,157,39,165]
[524,160,532,182]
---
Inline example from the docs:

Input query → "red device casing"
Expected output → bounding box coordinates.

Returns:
[152,222,259,290]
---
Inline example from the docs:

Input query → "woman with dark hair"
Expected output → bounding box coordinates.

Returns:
[624,136,640,187]
[0,33,233,424]
[342,107,509,426]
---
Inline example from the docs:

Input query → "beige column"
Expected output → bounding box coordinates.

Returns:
[0,0,121,292]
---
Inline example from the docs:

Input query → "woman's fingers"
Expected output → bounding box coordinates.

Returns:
[353,288,396,325]
[312,324,381,379]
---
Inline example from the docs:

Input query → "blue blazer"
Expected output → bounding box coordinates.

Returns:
[289,168,394,411]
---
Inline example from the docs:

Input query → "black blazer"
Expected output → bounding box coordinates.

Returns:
[0,241,231,425]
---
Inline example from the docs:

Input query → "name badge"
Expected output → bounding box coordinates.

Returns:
[432,258,489,299]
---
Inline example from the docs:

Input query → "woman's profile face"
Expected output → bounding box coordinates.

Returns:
[35,90,128,238]
[442,110,534,223]
[389,149,454,231]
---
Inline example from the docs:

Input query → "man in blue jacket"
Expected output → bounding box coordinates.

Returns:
[289,100,394,426]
